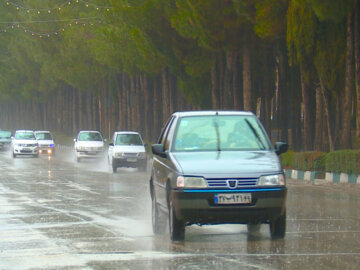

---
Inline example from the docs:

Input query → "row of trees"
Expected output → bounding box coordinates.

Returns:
[0,0,359,151]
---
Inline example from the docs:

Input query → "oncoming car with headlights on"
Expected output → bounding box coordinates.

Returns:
[150,111,288,241]
[35,131,55,155]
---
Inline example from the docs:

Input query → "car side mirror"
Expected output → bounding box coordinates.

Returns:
[152,144,167,158]
[275,142,288,155]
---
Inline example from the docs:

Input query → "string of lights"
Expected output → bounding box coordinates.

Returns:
[0,18,101,37]
[4,0,113,13]
[0,0,112,37]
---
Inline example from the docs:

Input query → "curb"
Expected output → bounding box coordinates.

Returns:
[284,169,359,184]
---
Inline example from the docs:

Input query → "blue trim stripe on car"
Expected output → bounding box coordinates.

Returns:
[183,188,282,193]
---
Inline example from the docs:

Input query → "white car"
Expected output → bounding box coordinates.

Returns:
[74,130,105,162]
[11,130,39,158]
[35,131,55,155]
[108,131,147,173]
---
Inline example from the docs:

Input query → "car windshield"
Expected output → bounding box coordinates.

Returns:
[115,134,143,145]
[78,132,103,141]
[15,132,36,140]
[35,132,53,140]
[172,115,271,152]
[0,131,11,138]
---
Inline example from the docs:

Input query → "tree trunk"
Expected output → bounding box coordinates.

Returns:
[232,51,241,110]
[341,11,354,149]
[355,0,360,138]
[320,78,334,151]
[162,67,170,123]
[243,29,252,112]
[300,68,314,150]
[314,86,323,151]
[211,53,220,109]
[278,46,288,143]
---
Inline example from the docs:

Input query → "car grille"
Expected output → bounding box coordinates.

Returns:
[206,178,258,188]
[123,153,138,157]
[19,144,37,147]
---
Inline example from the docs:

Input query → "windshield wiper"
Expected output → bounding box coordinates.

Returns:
[245,119,265,150]
[213,117,221,152]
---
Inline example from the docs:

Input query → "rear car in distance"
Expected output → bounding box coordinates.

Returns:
[74,130,105,162]
[0,130,12,151]
[108,131,147,173]
[11,130,39,158]
[150,111,288,241]
[35,131,55,155]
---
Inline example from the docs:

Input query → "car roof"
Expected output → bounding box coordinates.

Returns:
[172,111,255,118]
[78,130,102,133]
[113,131,140,135]
[15,130,34,133]
[35,130,51,133]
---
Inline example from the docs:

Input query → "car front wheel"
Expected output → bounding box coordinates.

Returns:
[270,210,286,239]
[152,194,166,234]
[168,193,185,241]
[112,159,117,173]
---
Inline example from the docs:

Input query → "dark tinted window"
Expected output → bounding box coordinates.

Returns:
[35,132,53,140]
[78,132,103,141]
[115,134,143,145]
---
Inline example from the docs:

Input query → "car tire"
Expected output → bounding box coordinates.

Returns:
[168,193,185,241]
[270,210,286,239]
[77,157,81,163]
[152,194,166,234]
[247,223,261,234]
[33,154,39,158]
[112,160,117,173]
[12,153,16,158]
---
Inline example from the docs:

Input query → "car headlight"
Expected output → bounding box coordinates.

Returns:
[138,152,146,158]
[177,176,207,188]
[257,174,285,186]
[114,152,122,158]
[77,146,84,151]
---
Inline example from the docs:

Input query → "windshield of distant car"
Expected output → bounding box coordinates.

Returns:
[35,132,53,140]
[115,134,143,146]
[0,131,11,138]
[172,115,271,152]
[15,132,36,140]
[78,132,103,141]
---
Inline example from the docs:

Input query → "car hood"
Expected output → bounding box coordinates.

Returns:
[38,140,54,145]
[113,145,145,153]
[76,141,104,147]
[172,151,281,178]
[13,139,37,144]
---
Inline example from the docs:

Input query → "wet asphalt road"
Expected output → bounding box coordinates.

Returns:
[0,148,360,270]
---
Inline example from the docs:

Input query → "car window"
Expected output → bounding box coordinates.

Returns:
[158,116,175,144]
[172,115,271,152]
[35,133,53,140]
[15,132,36,140]
[78,132,103,141]
[0,131,11,138]
[115,134,143,145]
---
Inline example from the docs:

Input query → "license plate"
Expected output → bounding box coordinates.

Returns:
[127,158,137,162]
[215,193,252,204]
[23,148,30,151]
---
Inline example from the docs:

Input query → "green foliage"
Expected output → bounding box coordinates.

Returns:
[280,151,326,171]
[281,150,360,175]
[325,150,360,175]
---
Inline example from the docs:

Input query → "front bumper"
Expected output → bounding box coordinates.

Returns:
[76,150,104,158]
[0,142,11,150]
[113,156,147,168]
[172,187,287,225]
[39,146,55,155]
